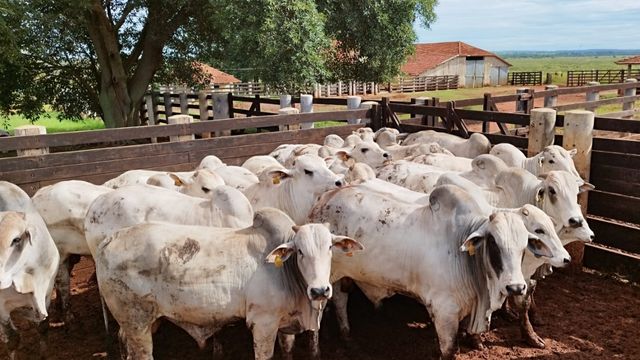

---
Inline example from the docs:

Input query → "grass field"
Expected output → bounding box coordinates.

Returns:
[504,56,630,85]
[2,112,104,135]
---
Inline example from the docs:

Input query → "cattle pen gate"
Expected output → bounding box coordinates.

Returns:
[1,95,638,283]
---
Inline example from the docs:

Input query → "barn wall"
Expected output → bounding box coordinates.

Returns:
[484,57,510,86]
[419,57,466,87]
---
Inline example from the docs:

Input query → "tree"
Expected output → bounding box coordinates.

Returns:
[1,0,437,128]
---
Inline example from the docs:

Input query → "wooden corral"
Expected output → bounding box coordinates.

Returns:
[567,69,640,87]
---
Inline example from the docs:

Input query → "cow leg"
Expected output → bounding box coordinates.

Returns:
[432,308,460,360]
[55,255,76,327]
[0,319,20,360]
[277,332,295,360]
[250,319,279,360]
[120,325,153,360]
[37,317,50,359]
[517,281,545,349]
[331,281,352,340]
[528,293,543,326]
[308,330,320,359]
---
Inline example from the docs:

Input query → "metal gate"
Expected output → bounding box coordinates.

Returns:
[465,57,484,88]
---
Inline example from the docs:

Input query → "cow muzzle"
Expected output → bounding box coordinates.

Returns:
[309,286,332,300]
[505,283,526,296]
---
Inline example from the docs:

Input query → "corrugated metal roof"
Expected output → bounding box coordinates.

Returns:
[401,41,512,76]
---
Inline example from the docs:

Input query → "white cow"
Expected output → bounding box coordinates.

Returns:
[243,154,344,224]
[95,208,363,360]
[323,134,345,148]
[32,180,111,324]
[406,153,472,172]
[84,184,253,257]
[0,181,59,359]
[402,130,491,158]
[309,184,552,359]
[375,128,453,160]
[242,155,284,175]
[194,155,261,191]
[104,168,225,198]
[270,144,322,166]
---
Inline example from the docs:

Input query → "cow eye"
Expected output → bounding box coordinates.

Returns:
[11,237,21,246]
[361,148,369,153]
[548,159,555,164]
[548,187,556,196]
[304,169,313,176]
[201,187,211,194]
[535,229,545,234]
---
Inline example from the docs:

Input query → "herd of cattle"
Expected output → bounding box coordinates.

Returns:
[0,127,595,359]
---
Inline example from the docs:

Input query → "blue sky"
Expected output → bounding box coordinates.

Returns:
[414,0,640,51]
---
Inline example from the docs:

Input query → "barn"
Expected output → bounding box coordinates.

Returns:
[401,41,511,88]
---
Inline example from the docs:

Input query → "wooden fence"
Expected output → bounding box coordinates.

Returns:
[567,69,640,87]
[385,75,459,93]
[508,71,542,86]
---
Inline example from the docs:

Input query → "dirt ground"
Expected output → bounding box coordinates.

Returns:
[3,257,639,359]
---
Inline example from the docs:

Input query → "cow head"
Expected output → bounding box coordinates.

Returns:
[0,212,32,289]
[336,142,390,168]
[535,171,594,244]
[460,212,552,310]
[169,169,225,199]
[355,127,375,142]
[516,205,571,268]
[468,133,492,157]
[265,223,363,308]
[323,134,344,148]
[196,155,225,171]
[538,146,595,189]
[268,154,344,195]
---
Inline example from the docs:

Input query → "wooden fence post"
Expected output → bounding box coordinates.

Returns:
[359,101,378,125]
[346,96,362,124]
[516,87,527,112]
[198,91,211,139]
[413,97,429,125]
[279,94,292,109]
[622,78,637,115]
[14,125,49,156]
[299,94,314,130]
[278,107,299,131]
[562,110,594,272]
[212,93,231,137]
[144,94,156,126]
[337,81,343,97]
[585,81,600,112]
[227,92,235,119]
[168,115,194,142]
[527,108,556,156]
[543,85,559,108]
[163,90,173,119]
[179,90,189,114]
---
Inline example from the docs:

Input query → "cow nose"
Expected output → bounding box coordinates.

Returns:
[568,217,583,228]
[505,284,526,296]
[335,180,343,187]
[383,153,389,158]
[589,234,595,242]
[310,286,331,300]
[563,257,571,264]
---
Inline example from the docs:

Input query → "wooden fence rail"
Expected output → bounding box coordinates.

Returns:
[567,69,640,87]
[508,71,543,86]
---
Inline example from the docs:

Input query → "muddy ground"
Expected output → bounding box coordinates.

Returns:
[3,257,639,359]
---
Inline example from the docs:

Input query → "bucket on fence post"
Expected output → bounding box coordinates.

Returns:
[562,110,595,272]
[359,101,378,125]
[515,88,528,113]
[346,96,362,124]
[14,125,49,157]
[543,85,559,108]
[168,115,195,142]
[585,81,600,112]
[622,79,638,115]
[212,93,231,137]
[278,107,299,131]
[199,91,211,138]
[299,94,314,130]
[527,108,556,156]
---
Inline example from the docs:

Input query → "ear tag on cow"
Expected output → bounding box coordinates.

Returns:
[346,252,353,257]
[272,176,281,185]
[274,255,283,268]
[468,243,476,256]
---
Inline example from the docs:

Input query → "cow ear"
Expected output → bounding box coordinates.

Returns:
[265,242,296,265]
[292,225,301,233]
[23,229,32,246]
[332,236,364,253]
[527,235,553,258]
[535,187,545,203]
[537,156,544,168]
[336,150,352,162]
[569,149,578,158]
[460,231,485,254]
[168,173,187,187]
[268,169,292,185]
[579,182,595,193]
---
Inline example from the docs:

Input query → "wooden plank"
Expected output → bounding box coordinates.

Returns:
[589,176,640,198]
[587,190,640,224]
[587,216,640,254]
[594,116,640,133]
[599,110,637,119]
[593,137,640,154]
[388,103,449,117]
[591,150,640,169]
[454,109,530,126]
[484,133,528,148]
[583,243,640,282]
[554,95,640,112]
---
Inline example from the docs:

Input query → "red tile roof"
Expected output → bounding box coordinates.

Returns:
[401,41,511,76]
[194,62,241,84]
[615,56,640,65]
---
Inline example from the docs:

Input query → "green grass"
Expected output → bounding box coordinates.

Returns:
[2,112,104,135]
[504,56,630,85]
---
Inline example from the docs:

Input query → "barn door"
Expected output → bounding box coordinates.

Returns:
[465,57,484,88]
[490,66,499,86]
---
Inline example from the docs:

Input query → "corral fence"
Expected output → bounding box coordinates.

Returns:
[567,69,640,87]
[384,75,459,93]
[508,71,542,86]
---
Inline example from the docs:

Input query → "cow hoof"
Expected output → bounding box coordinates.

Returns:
[525,334,546,349]
[469,334,484,350]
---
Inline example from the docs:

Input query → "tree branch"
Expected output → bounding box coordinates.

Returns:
[114,0,135,31]
[123,23,147,72]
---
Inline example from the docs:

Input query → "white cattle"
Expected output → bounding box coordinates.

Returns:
[270,144,321,166]
[309,184,552,359]
[375,128,453,160]
[354,127,375,142]
[344,163,377,183]
[490,144,588,184]
[402,131,491,158]
[104,168,225,198]
[95,208,363,360]
[32,180,111,324]
[194,155,260,192]
[243,154,345,224]
[406,153,472,172]
[242,155,285,175]
[84,184,253,257]
[0,181,59,359]
[323,134,345,148]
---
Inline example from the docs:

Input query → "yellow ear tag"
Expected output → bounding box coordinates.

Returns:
[346,252,353,257]
[274,255,283,268]
[272,176,281,185]
[468,243,476,256]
